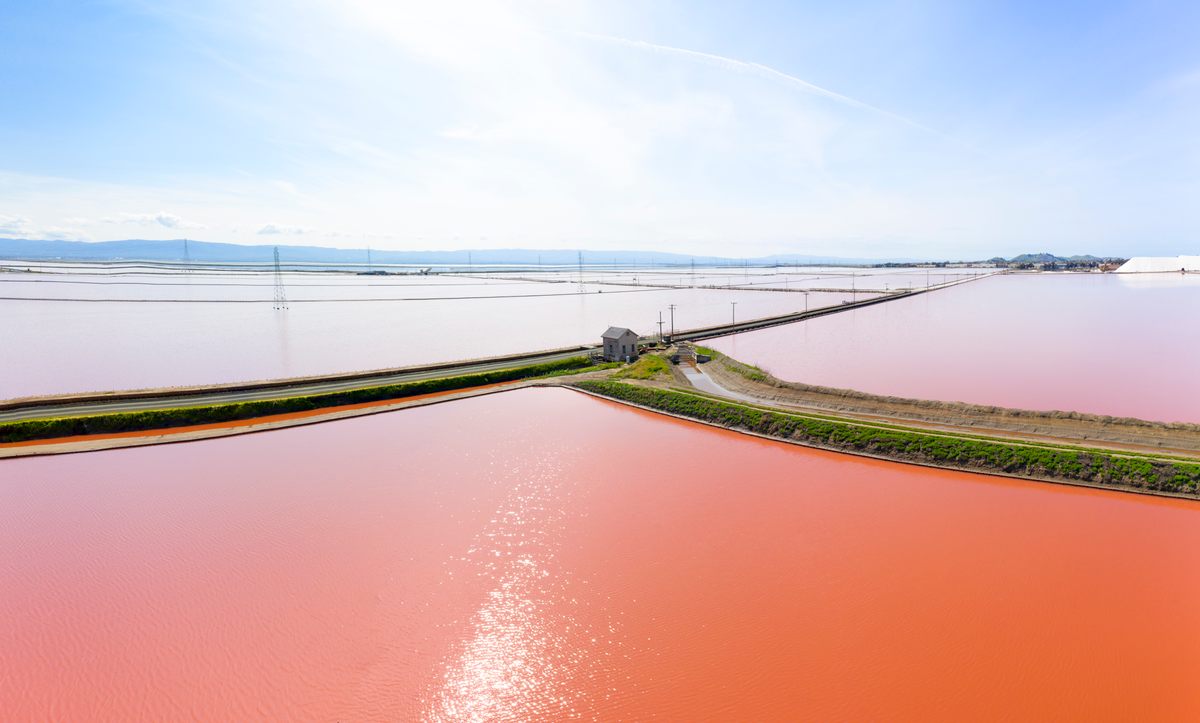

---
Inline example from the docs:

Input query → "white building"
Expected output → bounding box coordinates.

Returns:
[1115,255,1200,273]
[601,327,639,362]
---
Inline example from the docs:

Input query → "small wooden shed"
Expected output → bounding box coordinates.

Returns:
[601,326,639,362]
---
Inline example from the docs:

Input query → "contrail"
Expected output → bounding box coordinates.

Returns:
[578,32,933,133]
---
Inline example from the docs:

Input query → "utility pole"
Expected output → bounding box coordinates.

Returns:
[272,246,288,310]
[367,245,373,273]
[182,238,191,273]
[803,291,809,313]
[657,311,665,343]
[668,303,676,340]
[577,251,584,288]
[731,301,737,325]
[467,251,472,273]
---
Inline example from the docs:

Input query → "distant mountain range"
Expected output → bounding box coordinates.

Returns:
[0,238,924,266]
[992,252,1117,264]
[0,238,1124,267]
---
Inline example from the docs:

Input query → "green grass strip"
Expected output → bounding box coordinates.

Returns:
[574,380,1200,497]
[2,356,600,444]
[669,384,1200,464]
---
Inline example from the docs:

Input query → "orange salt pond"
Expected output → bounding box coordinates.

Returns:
[1,387,1197,719]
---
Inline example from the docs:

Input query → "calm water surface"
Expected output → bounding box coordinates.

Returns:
[0,270,870,399]
[711,273,1200,423]
[2,388,1197,719]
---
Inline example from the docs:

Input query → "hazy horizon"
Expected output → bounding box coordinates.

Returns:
[0,236,1132,264]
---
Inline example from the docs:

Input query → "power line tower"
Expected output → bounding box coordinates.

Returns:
[577,251,584,289]
[272,246,288,310]
[668,303,676,340]
[182,238,192,273]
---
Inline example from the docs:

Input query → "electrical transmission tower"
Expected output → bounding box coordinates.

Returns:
[272,246,288,310]
[182,238,192,273]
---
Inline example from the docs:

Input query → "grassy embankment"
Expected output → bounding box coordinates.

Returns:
[1,356,611,444]
[612,353,671,380]
[694,345,768,381]
[573,380,1200,497]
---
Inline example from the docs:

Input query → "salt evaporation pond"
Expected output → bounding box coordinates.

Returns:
[0,267,879,399]
[2,387,1197,719]
[710,272,1200,424]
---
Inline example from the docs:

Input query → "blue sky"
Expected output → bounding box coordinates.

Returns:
[1,0,1198,258]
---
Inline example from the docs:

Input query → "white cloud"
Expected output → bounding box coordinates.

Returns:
[101,211,203,229]
[258,223,306,235]
[154,213,184,228]
[0,213,90,241]
[0,214,36,237]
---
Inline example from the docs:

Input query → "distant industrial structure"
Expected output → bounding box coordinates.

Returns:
[1115,256,1200,273]
[601,327,639,362]
[272,246,288,310]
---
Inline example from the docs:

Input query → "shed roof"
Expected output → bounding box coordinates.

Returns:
[602,326,637,340]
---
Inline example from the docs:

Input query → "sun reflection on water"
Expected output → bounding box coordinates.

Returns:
[423,449,621,721]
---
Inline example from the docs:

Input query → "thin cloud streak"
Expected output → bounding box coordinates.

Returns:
[577,31,935,133]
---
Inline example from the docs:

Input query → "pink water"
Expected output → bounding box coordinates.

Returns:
[2,387,1198,719]
[0,270,868,399]
[711,273,1200,423]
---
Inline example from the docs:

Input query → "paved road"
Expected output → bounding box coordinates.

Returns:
[1,272,997,424]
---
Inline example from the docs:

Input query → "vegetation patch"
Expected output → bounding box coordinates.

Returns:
[612,354,670,380]
[573,380,1200,497]
[721,357,768,382]
[1,356,600,444]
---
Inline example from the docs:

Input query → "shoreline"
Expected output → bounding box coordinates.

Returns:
[569,380,1200,502]
[8,372,1200,503]
[567,386,1200,503]
[0,380,556,458]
